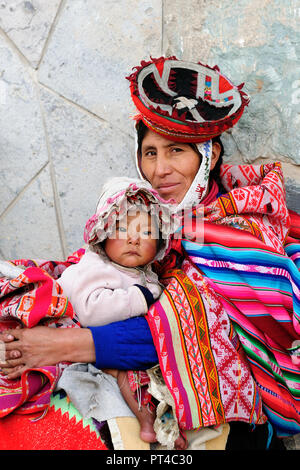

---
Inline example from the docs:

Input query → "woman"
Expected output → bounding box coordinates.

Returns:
[0,57,228,376]
[1,57,299,449]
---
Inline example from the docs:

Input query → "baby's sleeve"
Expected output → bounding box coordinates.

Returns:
[78,284,149,326]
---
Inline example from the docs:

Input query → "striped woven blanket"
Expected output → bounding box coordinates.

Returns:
[181,221,300,437]
[148,162,300,437]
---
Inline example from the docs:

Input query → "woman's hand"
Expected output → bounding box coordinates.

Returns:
[0,330,23,378]
[0,326,96,379]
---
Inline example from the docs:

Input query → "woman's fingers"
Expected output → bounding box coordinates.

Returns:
[8,349,21,359]
[0,329,23,365]
[0,354,22,370]
[2,326,96,370]
[0,328,23,348]
[0,331,16,342]
[0,326,64,369]
[2,364,25,380]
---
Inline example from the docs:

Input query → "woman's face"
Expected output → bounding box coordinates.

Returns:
[140,129,201,203]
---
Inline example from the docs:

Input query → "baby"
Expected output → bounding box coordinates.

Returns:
[58,177,176,444]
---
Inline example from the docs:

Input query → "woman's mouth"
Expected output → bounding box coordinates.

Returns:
[157,183,179,194]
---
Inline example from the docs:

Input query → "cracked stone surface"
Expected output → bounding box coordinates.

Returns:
[0,0,298,451]
[39,86,137,255]
[0,164,63,259]
[38,0,162,135]
[0,34,48,215]
[285,178,300,213]
[163,0,300,166]
[0,0,61,68]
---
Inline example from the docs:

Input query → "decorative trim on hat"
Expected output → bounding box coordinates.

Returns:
[127,56,249,142]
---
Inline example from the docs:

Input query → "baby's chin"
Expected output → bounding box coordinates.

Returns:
[121,261,142,268]
[111,254,153,268]
[119,259,145,268]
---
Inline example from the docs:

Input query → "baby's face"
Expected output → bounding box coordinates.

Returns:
[104,210,159,268]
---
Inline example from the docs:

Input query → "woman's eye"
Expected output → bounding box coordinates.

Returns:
[171,147,183,153]
[143,150,156,157]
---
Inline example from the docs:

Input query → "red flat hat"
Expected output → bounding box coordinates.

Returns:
[127,56,250,143]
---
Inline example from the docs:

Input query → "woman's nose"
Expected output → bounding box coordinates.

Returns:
[154,154,172,177]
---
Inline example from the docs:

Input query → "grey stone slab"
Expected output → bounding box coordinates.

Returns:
[38,0,162,136]
[0,0,61,68]
[0,35,49,214]
[163,0,300,165]
[39,86,138,256]
[285,178,300,213]
[163,0,209,61]
[0,164,64,260]
[210,35,300,164]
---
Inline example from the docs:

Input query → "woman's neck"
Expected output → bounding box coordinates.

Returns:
[200,179,219,206]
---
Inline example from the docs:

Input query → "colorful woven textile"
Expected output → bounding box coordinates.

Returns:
[146,266,266,430]
[203,162,290,255]
[0,251,84,417]
[1,161,299,444]
[170,162,300,437]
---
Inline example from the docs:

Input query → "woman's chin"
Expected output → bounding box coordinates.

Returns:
[157,189,183,203]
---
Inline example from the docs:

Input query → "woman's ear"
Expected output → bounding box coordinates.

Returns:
[210,142,221,171]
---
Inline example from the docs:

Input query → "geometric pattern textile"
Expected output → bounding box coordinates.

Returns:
[146,267,266,431]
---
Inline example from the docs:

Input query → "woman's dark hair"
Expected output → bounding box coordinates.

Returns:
[136,120,225,191]
[136,120,149,157]
[209,135,225,192]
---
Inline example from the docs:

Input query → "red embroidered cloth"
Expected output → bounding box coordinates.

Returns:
[0,250,84,417]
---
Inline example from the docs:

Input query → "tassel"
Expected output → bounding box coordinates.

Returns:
[30,406,49,422]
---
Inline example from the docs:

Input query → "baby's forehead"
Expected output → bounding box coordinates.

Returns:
[119,208,157,226]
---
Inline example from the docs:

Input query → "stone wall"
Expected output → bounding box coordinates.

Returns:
[0,0,299,260]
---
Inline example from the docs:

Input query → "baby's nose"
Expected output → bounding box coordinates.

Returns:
[128,232,140,244]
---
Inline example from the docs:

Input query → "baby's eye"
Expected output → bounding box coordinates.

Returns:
[143,230,152,236]
[117,226,127,232]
